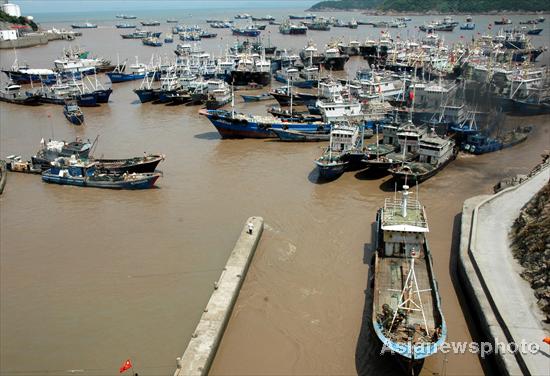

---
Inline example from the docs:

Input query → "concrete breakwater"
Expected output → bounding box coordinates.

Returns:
[459,161,550,376]
[174,216,264,376]
[0,31,77,49]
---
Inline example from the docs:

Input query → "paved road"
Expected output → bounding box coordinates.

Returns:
[473,165,550,376]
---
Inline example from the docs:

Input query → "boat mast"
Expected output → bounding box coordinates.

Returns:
[231,79,235,118]
[289,74,293,117]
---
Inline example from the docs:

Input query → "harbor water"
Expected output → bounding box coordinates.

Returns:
[1,4,549,375]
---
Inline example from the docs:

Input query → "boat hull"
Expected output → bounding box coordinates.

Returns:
[134,88,159,103]
[271,128,330,142]
[42,171,159,189]
[390,151,457,184]
[322,56,349,71]
[314,160,347,180]
[64,112,84,125]
[0,94,42,106]
[228,71,271,86]
[203,110,327,139]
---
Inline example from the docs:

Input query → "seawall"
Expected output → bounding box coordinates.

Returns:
[458,161,549,375]
[173,216,264,376]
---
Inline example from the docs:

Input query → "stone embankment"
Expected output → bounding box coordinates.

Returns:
[510,179,550,323]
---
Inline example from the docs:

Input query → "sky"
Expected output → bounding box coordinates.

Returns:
[15,0,320,15]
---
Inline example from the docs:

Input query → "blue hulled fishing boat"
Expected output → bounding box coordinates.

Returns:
[372,185,446,375]
[461,126,532,154]
[63,101,84,125]
[231,26,261,37]
[42,159,160,189]
[2,66,57,85]
[199,109,328,139]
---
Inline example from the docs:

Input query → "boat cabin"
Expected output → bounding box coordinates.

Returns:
[380,187,429,258]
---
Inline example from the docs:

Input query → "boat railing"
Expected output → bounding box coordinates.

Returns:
[383,197,428,228]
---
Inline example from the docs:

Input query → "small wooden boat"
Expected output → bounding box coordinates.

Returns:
[241,93,272,102]
[94,154,165,174]
[63,101,84,125]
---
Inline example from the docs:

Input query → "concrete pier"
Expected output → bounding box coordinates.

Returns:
[174,216,264,376]
[459,163,549,376]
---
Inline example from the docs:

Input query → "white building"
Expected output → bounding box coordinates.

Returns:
[1,1,21,17]
[0,29,17,40]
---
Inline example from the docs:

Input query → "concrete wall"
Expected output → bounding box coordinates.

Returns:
[458,162,549,376]
[174,216,264,376]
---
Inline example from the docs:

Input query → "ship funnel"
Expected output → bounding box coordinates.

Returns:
[402,185,409,218]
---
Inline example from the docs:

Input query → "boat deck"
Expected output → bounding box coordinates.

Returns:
[375,255,437,344]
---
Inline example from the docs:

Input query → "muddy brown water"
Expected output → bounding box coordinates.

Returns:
[1,13,549,376]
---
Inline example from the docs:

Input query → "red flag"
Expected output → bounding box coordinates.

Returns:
[409,91,414,100]
[119,359,132,373]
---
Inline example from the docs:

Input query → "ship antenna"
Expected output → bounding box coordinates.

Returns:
[402,184,409,218]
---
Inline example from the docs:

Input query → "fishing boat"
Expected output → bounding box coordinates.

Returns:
[272,128,330,142]
[241,93,272,102]
[123,15,137,19]
[372,185,446,375]
[279,20,308,35]
[199,107,328,139]
[228,53,272,86]
[495,17,512,25]
[512,97,550,115]
[251,15,275,22]
[63,101,84,125]
[115,23,136,29]
[120,30,150,39]
[235,14,251,20]
[164,34,174,43]
[299,42,325,66]
[461,126,533,154]
[389,130,457,184]
[32,139,92,169]
[322,47,348,71]
[0,83,41,105]
[2,66,57,84]
[304,19,331,31]
[314,122,362,180]
[275,67,317,89]
[337,40,361,56]
[459,23,475,30]
[34,81,98,107]
[526,28,543,35]
[93,154,164,174]
[42,158,160,190]
[364,123,420,171]
[140,20,161,26]
[231,26,261,37]
[142,37,163,47]
[166,19,178,23]
[106,59,156,83]
[205,80,232,109]
[71,23,98,29]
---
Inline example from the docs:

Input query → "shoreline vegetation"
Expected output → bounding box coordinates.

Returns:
[308,0,550,14]
[0,10,38,31]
